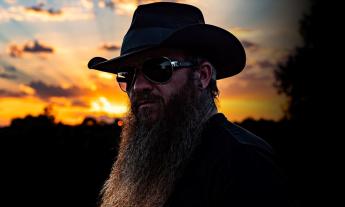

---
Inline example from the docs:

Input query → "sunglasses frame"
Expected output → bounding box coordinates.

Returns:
[116,56,195,92]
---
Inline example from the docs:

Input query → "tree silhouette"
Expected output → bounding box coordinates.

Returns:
[273,1,334,205]
[1,107,122,207]
[274,0,326,124]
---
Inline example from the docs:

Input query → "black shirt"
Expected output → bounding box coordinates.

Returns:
[164,113,290,207]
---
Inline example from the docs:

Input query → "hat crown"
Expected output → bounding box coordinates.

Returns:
[121,2,205,55]
[132,2,204,29]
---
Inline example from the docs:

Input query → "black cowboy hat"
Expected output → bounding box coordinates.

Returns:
[88,2,246,80]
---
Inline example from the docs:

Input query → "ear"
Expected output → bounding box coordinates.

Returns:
[196,61,213,89]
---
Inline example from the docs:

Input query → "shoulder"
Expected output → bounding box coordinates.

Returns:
[200,114,290,206]
[203,113,273,157]
[198,113,279,183]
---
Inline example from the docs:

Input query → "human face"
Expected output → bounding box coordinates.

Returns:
[126,49,195,122]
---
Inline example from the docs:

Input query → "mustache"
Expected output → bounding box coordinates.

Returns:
[130,91,164,110]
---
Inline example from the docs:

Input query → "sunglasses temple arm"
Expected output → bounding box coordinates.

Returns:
[175,61,195,68]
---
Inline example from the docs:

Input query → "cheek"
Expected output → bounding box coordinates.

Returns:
[158,70,192,104]
[159,86,181,105]
[153,87,172,106]
[159,91,171,106]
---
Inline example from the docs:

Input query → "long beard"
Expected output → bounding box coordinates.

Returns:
[100,78,214,207]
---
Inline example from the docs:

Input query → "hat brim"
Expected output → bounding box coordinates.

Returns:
[88,24,246,80]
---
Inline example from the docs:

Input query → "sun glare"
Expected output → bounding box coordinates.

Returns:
[19,84,36,95]
[116,2,137,15]
[91,97,128,115]
[98,72,115,80]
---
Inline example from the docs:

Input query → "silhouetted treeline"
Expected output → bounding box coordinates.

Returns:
[1,114,121,206]
[0,113,296,206]
[273,0,333,206]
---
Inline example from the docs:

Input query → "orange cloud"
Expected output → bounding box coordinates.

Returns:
[0,65,17,79]
[18,84,35,95]
[8,44,23,58]
[28,81,90,100]
[0,4,93,23]
[0,89,26,98]
[25,3,62,16]
[241,40,259,51]
[101,43,121,51]
[111,0,190,15]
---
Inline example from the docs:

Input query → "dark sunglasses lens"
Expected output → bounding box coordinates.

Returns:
[143,57,172,83]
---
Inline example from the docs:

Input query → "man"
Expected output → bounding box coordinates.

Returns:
[88,2,289,207]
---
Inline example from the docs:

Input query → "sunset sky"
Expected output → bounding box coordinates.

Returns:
[0,0,309,126]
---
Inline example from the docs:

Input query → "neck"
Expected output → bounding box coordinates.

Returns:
[199,93,218,124]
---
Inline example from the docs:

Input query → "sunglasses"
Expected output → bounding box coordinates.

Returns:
[116,56,195,92]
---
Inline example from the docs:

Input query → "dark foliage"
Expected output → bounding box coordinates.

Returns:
[1,114,121,206]
[273,0,334,206]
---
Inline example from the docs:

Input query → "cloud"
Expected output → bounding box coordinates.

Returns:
[8,44,23,58]
[81,0,94,9]
[240,72,272,82]
[110,0,180,15]
[0,65,18,80]
[23,40,54,53]
[0,65,17,73]
[0,73,17,80]
[0,89,26,98]
[28,81,89,100]
[25,3,44,12]
[101,43,121,51]
[256,60,276,69]
[47,8,63,15]
[25,3,62,15]
[218,69,275,99]
[104,0,115,10]
[245,59,277,72]
[218,57,278,98]
[243,59,276,76]
[0,3,93,23]
[241,40,259,50]
[3,65,17,72]
[72,99,89,107]
[7,40,54,57]
[230,27,255,36]
[229,27,262,41]
[0,63,35,84]
[227,60,276,94]
[0,0,183,23]
[4,0,16,5]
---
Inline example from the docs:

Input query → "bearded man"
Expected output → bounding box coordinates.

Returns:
[88,2,290,207]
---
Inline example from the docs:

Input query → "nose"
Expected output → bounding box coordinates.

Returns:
[131,70,153,93]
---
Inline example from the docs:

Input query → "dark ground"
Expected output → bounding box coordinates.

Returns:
[1,114,309,206]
